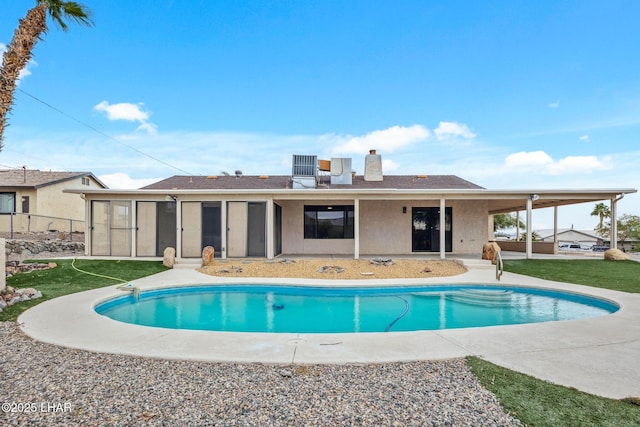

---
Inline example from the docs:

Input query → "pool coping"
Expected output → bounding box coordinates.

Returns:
[18,264,640,399]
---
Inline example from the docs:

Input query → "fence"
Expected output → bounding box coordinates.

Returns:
[0,212,85,242]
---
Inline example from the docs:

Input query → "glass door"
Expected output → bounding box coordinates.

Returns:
[412,207,452,252]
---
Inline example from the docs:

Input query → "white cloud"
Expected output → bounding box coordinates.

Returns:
[332,125,429,154]
[136,122,158,135]
[434,121,476,140]
[504,151,553,168]
[548,100,560,108]
[382,159,399,172]
[548,155,612,174]
[504,151,612,175]
[0,43,37,83]
[93,100,157,134]
[579,134,590,141]
[94,101,149,122]
[98,172,162,189]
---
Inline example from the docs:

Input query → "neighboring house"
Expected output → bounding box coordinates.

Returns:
[538,227,602,248]
[68,152,637,260]
[0,169,107,234]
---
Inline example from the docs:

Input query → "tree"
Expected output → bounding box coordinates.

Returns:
[518,231,541,242]
[493,213,525,232]
[0,1,93,151]
[590,202,611,231]
[616,214,640,248]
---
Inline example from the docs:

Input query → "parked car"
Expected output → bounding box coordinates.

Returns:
[591,245,610,252]
[559,243,585,250]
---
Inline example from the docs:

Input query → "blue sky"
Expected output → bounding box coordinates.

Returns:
[1,0,639,230]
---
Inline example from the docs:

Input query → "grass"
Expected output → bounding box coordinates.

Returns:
[0,259,167,321]
[468,357,640,427]
[504,259,640,293]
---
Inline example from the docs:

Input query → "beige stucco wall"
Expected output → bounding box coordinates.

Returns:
[450,199,490,254]
[279,200,356,255]
[359,199,489,255]
[0,176,101,234]
[498,240,558,254]
[279,198,489,256]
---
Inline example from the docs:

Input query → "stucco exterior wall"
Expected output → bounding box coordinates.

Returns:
[359,199,489,255]
[450,199,490,254]
[279,198,489,256]
[279,200,355,255]
[0,176,101,234]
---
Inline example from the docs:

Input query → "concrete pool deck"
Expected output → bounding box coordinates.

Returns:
[18,259,640,400]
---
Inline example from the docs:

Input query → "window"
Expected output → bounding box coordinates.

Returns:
[21,196,29,213]
[304,205,354,239]
[0,192,15,214]
[82,177,90,186]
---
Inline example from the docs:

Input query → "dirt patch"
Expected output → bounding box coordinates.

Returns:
[198,258,467,280]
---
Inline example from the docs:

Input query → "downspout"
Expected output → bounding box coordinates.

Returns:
[610,194,625,249]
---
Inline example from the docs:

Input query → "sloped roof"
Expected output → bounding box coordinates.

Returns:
[0,169,107,189]
[141,174,485,190]
[537,228,600,239]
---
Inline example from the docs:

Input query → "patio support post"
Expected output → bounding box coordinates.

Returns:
[526,197,533,259]
[354,198,360,259]
[553,206,558,253]
[611,198,618,249]
[266,198,274,259]
[515,211,520,240]
[84,197,91,256]
[175,199,182,259]
[131,200,137,257]
[440,197,446,259]
[221,201,228,259]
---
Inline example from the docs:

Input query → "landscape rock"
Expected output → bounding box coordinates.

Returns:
[482,241,501,264]
[201,246,215,267]
[163,247,176,268]
[604,248,631,261]
[4,239,84,259]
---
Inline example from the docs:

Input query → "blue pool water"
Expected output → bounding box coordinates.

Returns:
[95,285,618,333]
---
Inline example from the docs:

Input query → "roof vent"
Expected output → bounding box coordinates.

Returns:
[235,170,243,178]
[330,157,352,185]
[292,154,317,189]
[364,149,383,181]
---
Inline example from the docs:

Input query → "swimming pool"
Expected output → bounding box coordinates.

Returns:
[95,284,618,333]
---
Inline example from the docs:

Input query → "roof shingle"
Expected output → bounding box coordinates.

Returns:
[141,174,484,190]
[0,169,101,189]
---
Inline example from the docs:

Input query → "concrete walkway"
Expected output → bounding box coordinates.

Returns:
[18,260,640,400]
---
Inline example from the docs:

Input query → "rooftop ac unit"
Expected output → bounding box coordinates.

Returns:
[330,157,352,185]
[292,154,317,189]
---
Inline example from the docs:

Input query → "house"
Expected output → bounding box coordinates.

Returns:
[538,227,602,249]
[67,152,637,260]
[0,168,107,235]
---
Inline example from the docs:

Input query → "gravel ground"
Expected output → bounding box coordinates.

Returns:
[0,323,520,426]
[199,259,468,280]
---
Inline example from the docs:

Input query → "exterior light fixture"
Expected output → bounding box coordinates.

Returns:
[530,194,540,201]
[165,195,177,202]
[402,206,407,214]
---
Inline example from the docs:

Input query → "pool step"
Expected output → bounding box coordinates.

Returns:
[459,259,495,270]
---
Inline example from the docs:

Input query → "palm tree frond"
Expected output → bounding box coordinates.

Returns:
[39,0,94,31]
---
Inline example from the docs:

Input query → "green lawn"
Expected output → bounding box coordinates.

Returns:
[1,259,167,321]
[469,357,640,427]
[504,259,640,293]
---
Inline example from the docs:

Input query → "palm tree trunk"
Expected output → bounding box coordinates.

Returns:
[0,3,48,151]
